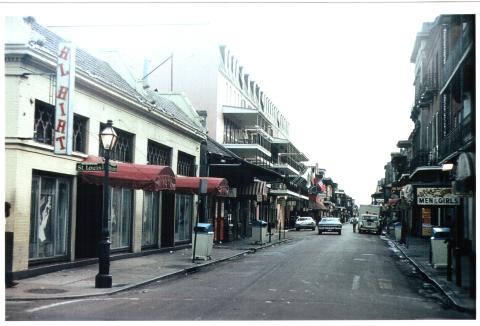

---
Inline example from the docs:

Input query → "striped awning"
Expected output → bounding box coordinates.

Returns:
[175,176,229,196]
[238,180,268,197]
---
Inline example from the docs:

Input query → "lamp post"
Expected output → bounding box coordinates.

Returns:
[95,120,118,288]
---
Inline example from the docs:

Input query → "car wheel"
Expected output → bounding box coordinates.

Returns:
[318,231,322,235]
[312,227,315,231]
[338,231,342,235]
[296,228,300,231]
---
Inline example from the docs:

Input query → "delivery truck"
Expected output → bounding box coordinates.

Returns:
[358,204,382,235]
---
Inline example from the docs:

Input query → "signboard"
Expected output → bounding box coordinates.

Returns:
[76,162,117,172]
[421,208,432,237]
[416,187,460,206]
[54,42,76,155]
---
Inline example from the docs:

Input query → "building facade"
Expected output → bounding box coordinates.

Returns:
[382,14,475,297]
[5,17,209,276]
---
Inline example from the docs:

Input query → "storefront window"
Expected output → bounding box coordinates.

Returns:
[175,194,193,242]
[142,191,160,247]
[29,174,70,260]
[110,188,133,250]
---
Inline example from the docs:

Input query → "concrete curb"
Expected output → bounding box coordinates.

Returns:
[6,250,251,302]
[388,238,475,314]
[6,239,291,302]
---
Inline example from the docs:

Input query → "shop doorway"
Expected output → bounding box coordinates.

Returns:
[161,191,175,248]
[75,182,102,259]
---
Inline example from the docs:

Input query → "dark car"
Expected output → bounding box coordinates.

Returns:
[318,217,342,235]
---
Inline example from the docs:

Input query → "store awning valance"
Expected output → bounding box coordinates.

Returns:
[80,155,175,191]
[238,180,268,197]
[175,176,229,196]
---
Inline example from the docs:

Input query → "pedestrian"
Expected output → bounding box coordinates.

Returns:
[352,216,358,233]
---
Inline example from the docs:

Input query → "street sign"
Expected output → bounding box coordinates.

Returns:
[76,162,117,172]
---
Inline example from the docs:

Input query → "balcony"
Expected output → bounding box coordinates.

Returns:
[410,150,430,173]
[441,22,474,92]
[438,115,474,161]
[414,73,438,107]
[271,154,305,176]
[224,130,272,157]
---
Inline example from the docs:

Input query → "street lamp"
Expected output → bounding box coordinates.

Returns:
[95,120,118,288]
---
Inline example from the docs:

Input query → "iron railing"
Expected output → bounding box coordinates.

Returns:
[441,22,474,90]
[409,150,430,173]
[223,130,272,152]
[414,73,438,107]
[438,115,474,160]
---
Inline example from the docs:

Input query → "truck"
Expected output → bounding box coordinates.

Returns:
[358,204,382,217]
[358,204,383,235]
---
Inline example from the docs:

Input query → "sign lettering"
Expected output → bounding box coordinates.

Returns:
[416,187,460,206]
[54,42,76,155]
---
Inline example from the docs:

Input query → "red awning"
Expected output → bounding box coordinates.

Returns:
[80,155,175,191]
[175,176,229,196]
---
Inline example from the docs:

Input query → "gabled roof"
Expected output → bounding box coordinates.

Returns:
[143,90,205,132]
[26,17,140,100]
[16,17,205,135]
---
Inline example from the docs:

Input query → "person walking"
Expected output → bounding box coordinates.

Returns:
[352,216,358,233]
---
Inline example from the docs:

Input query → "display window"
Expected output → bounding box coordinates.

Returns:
[142,191,160,247]
[174,194,193,242]
[110,188,133,250]
[29,174,70,260]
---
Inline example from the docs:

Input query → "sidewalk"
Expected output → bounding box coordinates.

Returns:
[383,231,476,314]
[5,235,290,301]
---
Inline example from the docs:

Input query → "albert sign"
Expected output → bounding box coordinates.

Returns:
[416,187,460,206]
[54,42,76,155]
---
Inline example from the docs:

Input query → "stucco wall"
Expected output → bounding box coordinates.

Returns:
[5,62,202,272]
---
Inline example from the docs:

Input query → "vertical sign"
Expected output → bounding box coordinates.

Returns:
[54,42,76,155]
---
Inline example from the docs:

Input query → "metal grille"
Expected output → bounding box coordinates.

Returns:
[99,123,133,163]
[177,151,195,176]
[34,100,55,145]
[73,114,87,153]
[147,140,172,166]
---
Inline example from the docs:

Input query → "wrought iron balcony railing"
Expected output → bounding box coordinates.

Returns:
[438,115,474,161]
[441,22,474,90]
[414,73,438,107]
[409,150,430,173]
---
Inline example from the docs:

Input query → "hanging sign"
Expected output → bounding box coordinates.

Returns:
[54,42,76,155]
[416,187,460,206]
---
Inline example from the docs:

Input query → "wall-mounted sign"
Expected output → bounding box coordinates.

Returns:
[54,42,76,155]
[76,162,117,172]
[416,187,460,206]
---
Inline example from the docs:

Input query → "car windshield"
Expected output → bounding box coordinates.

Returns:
[362,215,378,221]
[297,217,310,221]
[322,218,338,222]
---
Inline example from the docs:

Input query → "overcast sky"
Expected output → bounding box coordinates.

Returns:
[4,1,479,204]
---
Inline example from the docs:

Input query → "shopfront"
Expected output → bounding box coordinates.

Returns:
[78,155,176,257]
[175,176,229,242]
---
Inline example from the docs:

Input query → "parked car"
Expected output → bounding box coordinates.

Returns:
[294,216,316,231]
[358,214,381,235]
[318,217,342,235]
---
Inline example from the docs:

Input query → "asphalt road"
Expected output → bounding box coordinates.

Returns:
[6,226,474,320]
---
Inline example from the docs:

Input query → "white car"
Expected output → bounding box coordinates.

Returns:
[294,216,316,231]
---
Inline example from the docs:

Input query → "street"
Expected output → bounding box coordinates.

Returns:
[6,227,474,320]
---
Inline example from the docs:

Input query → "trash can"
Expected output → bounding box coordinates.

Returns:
[192,223,213,260]
[430,227,450,268]
[393,222,402,241]
[251,220,268,244]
